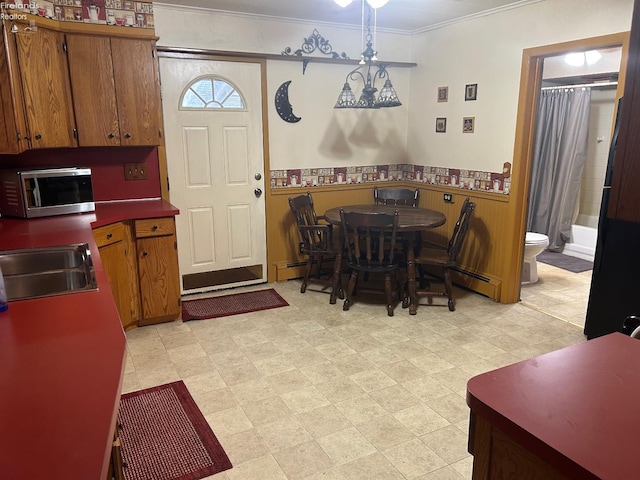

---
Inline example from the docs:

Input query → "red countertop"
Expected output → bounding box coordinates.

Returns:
[0,198,179,480]
[467,333,640,480]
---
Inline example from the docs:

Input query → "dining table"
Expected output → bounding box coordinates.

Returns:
[323,204,446,314]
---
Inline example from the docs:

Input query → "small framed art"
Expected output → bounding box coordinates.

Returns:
[465,83,477,101]
[437,86,448,102]
[463,117,475,133]
[436,117,447,133]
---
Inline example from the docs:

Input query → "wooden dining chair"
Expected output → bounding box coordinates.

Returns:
[374,187,421,258]
[339,209,403,316]
[288,193,343,302]
[373,187,420,207]
[412,199,475,311]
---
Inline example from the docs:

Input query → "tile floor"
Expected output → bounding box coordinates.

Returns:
[122,264,589,480]
[519,261,592,330]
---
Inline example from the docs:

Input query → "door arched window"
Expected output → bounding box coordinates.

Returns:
[179,76,246,110]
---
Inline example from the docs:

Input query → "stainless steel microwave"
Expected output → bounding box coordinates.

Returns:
[0,167,95,218]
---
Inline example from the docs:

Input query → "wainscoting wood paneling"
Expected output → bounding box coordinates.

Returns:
[267,182,513,303]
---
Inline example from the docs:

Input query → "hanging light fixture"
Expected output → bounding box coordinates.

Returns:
[333,0,401,109]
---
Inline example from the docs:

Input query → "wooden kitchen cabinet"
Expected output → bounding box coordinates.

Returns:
[14,26,77,149]
[107,424,125,480]
[135,217,181,325]
[0,24,29,153]
[66,34,163,147]
[93,216,180,329]
[93,222,137,331]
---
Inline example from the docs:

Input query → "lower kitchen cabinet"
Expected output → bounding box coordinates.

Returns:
[135,217,181,325]
[93,222,136,331]
[107,423,125,480]
[93,216,180,329]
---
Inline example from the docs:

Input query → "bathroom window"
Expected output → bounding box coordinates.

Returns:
[180,76,246,110]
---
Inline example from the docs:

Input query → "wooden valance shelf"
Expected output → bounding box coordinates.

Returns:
[5,13,158,39]
[157,46,417,68]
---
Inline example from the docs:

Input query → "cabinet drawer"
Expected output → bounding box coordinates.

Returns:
[93,222,124,247]
[135,217,175,238]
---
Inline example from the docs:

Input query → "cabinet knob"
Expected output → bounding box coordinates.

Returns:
[106,233,113,239]
[34,134,41,140]
[108,133,115,139]
[142,251,148,257]
[151,225,158,231]
[124,133,132,139]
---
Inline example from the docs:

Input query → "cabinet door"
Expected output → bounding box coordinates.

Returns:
[100,240,136,330]
[110,38,163,146]
[15,27,76,148]
[94,223,136,330]
[0,27,29,154]
[137,235,180,324]
[65,34,120,147]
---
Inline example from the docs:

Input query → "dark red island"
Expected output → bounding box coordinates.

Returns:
[467,332,640,479]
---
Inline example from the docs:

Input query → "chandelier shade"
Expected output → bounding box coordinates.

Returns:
[333,1,401,109]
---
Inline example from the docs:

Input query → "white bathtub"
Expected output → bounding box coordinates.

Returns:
[563,215,598,262]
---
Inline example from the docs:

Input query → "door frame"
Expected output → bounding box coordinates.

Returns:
[502,32,629,304]
[156,48,273,285]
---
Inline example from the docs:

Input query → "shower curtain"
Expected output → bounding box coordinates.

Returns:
[527,87,591,250]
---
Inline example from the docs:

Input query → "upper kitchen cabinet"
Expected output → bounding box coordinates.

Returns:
[66,34,163,147]
[0,24,28,153]
[14,26,77,149]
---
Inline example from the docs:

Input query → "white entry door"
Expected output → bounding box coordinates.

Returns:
[159,57,266,294]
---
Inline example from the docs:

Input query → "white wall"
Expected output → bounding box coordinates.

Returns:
[154,0,634,175]
[154,4,412,170]
[580,87,617,225]
[406,0,633,174]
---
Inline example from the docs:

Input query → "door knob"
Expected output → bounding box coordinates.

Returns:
[254,173,262,180]
[254,188,263,197]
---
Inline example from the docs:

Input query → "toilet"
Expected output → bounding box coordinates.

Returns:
[522,232,549,285]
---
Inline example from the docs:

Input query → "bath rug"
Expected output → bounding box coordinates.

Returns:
[537,251,593,273]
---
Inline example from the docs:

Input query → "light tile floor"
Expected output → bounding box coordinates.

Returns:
[519,261,593,330]
[122,269,588,480]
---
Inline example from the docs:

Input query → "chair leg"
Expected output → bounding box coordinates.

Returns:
[384,273,394,316]
[315,254,324,278]
[301,257,315,293]
[343,270,359,311]
[329,255,344,304]
[443,267,455,311]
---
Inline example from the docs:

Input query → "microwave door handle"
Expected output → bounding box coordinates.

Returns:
[33,178,41,207]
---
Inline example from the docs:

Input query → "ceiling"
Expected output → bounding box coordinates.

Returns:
[156,0,539,32]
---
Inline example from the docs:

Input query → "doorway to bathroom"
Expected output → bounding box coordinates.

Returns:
[514,33,628,327]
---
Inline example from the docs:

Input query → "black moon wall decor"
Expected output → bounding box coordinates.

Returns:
[275,80,302,123]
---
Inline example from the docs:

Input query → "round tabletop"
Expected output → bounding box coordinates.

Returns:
[324,204,446,230]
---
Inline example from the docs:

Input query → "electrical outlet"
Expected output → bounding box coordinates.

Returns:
[444,193,453,203]
[124,162,148,181]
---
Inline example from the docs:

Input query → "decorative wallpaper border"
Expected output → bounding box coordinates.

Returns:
[270,164,511,194]
[2,0,154,28]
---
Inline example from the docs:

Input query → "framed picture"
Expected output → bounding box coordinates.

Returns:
[437,86,448,102]
[463,116,475,133]
[465,83,478,101]
[436,117,447,133]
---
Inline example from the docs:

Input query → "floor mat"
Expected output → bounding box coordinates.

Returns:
[181,288,288,321]
[537,251,593,273]
[118,381,232,480]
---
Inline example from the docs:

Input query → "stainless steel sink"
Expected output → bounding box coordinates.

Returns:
[0,243,98,301]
